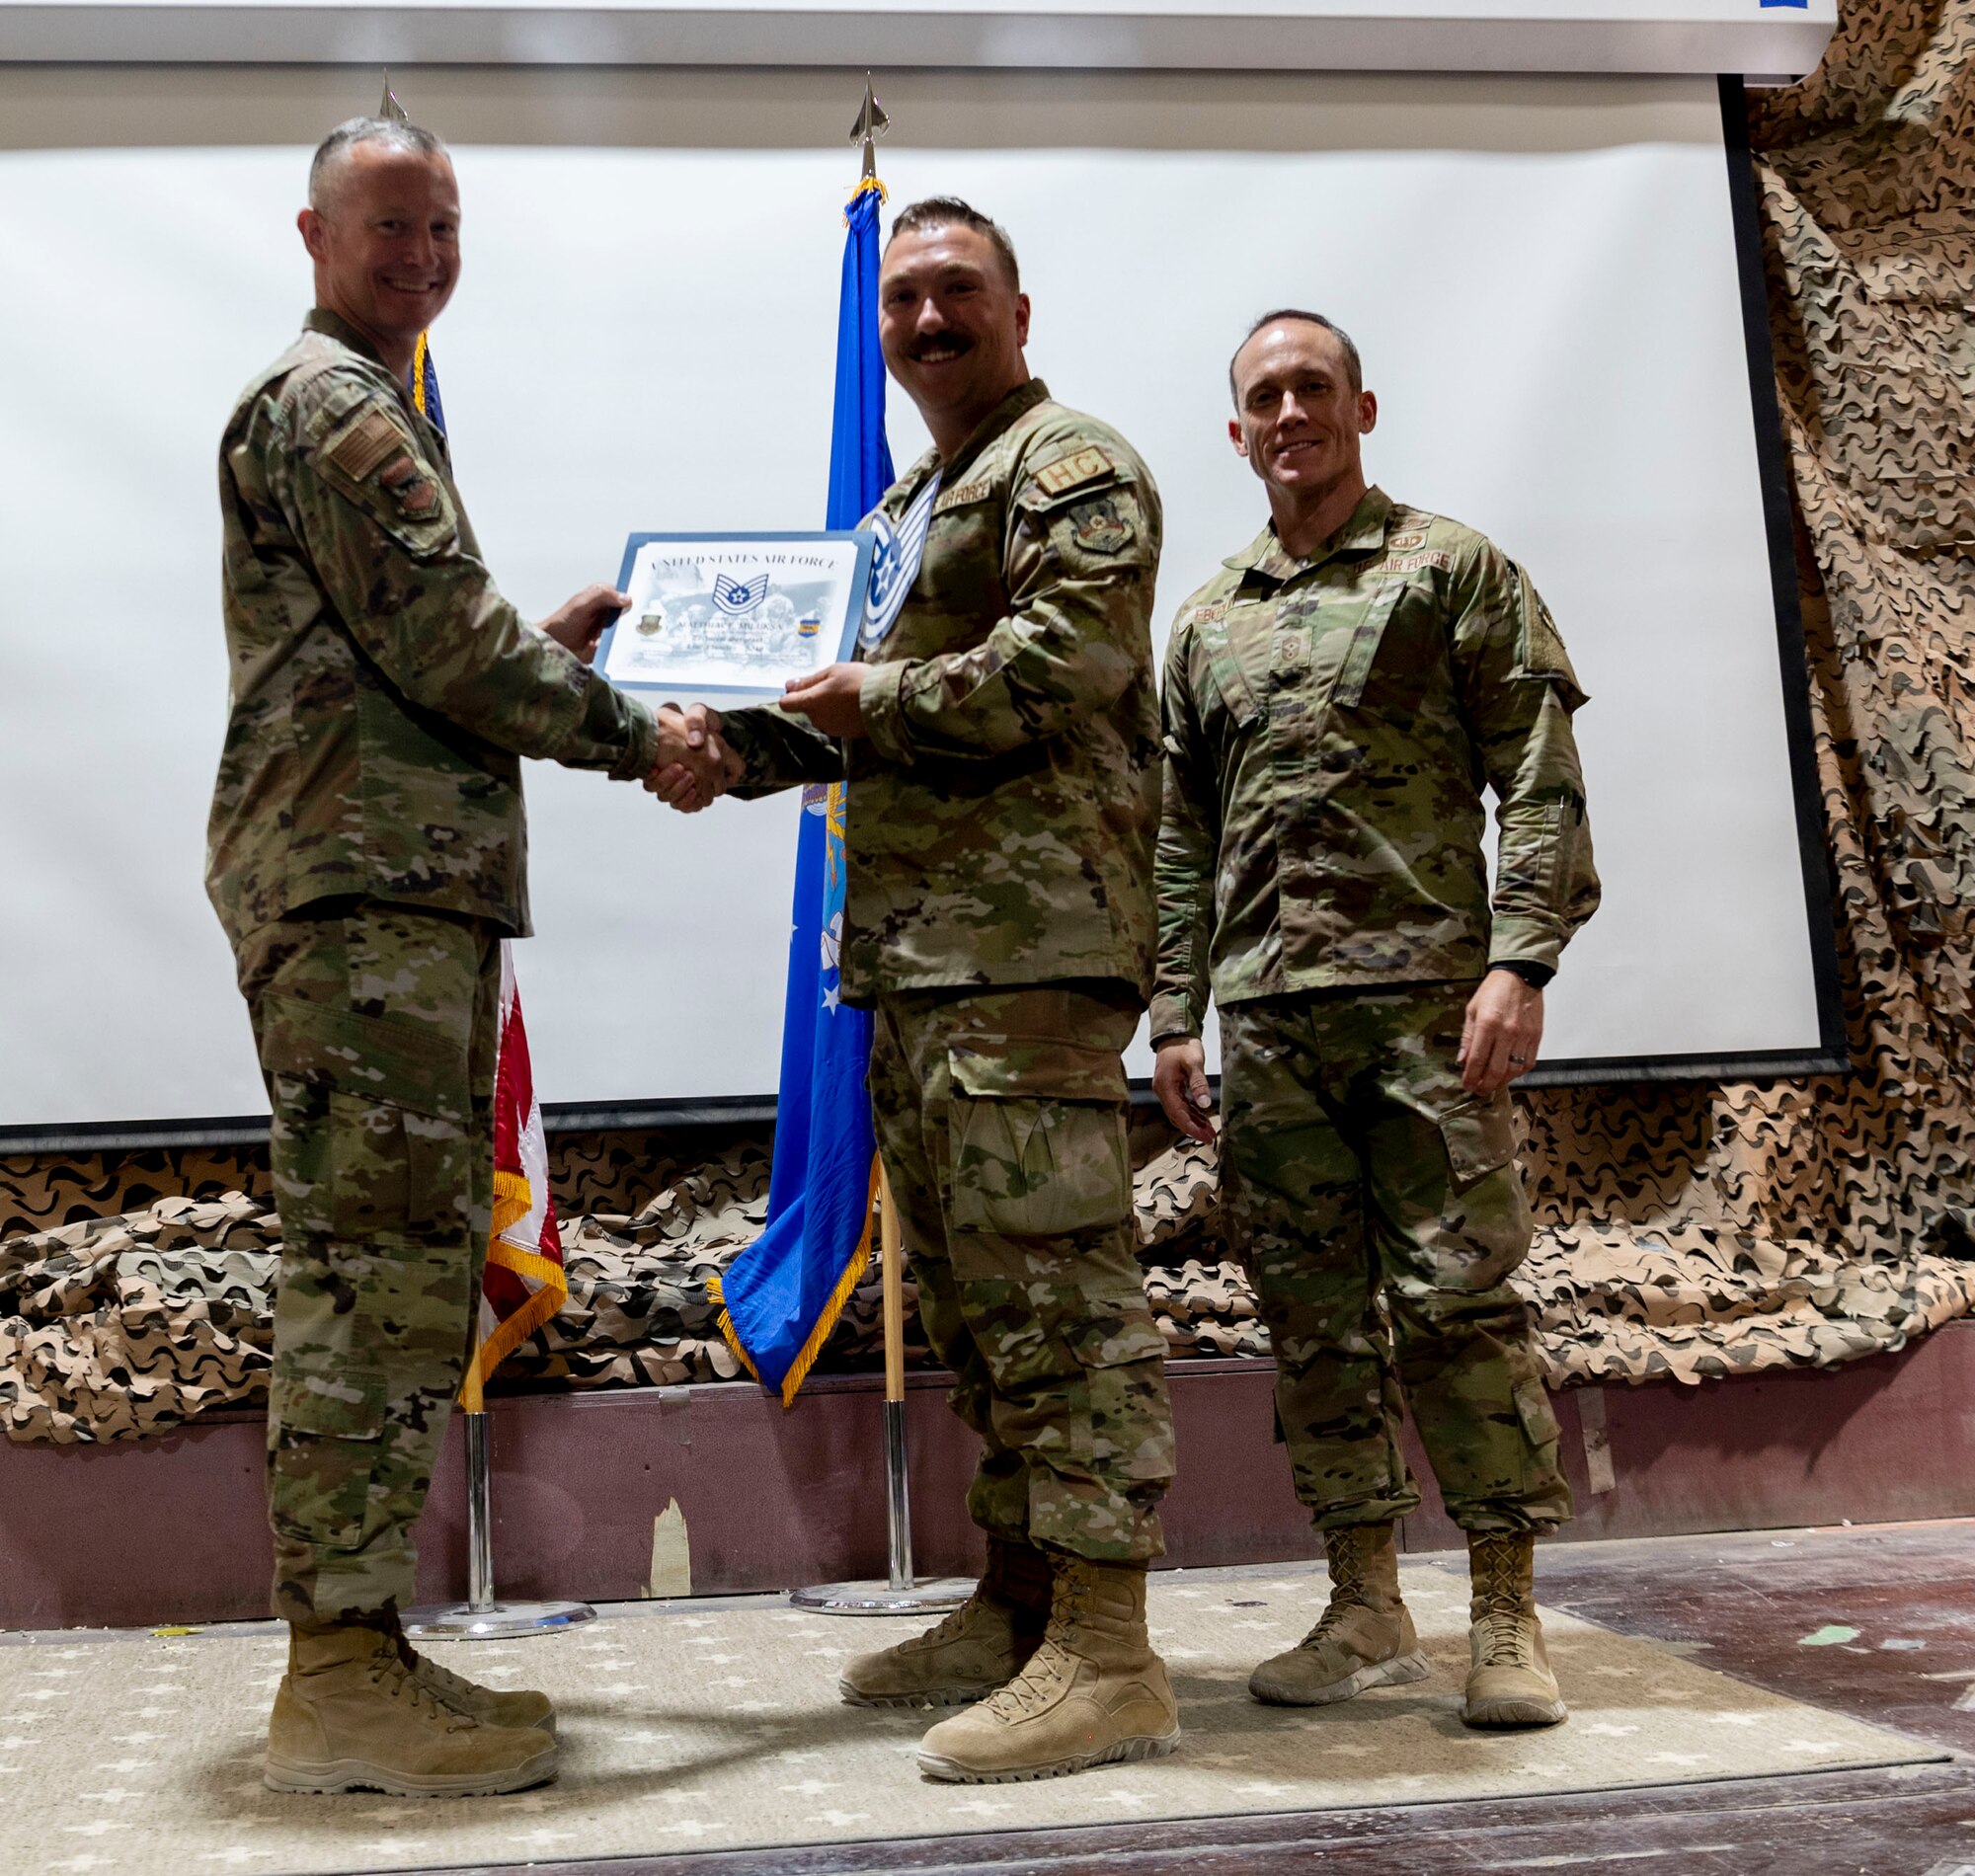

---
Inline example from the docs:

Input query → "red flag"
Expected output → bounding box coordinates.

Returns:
[460,942,567,1411]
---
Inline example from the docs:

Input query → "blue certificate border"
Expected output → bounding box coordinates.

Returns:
[599,528,876,698]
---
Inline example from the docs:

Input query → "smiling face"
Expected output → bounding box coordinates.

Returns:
[878,222,1031,453]
[1228,318,1377,507]
[298,141,460,373]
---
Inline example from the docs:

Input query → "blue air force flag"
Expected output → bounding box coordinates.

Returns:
[710,179,897,1404]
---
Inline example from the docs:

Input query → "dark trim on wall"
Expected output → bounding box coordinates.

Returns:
[1715,71,1851,1078]
[1519,1046,1848,1089]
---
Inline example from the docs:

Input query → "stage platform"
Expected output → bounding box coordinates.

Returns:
[0,1543,1943,1876]
[5,1324,1975,1632]
[3,1522,1973,1876]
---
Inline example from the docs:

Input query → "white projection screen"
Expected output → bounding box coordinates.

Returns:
[0,65,1843,1145]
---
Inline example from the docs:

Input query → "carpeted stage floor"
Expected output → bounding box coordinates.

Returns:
[0,1556,1939,1876]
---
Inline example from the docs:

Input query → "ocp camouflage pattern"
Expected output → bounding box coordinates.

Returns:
[206,308,659,947]
[722,379,1164,1003]
[867,983,1173,1560]
[238,900,500,1626]
[1219,983,1570,1534]
[1150,488,1599,1040]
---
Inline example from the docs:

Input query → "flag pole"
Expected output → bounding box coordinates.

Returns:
[880,1161,914,1592]
[790,1152,969,1614]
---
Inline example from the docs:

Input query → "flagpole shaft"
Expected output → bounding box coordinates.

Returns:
[880,1163,906,1404]
[465,1410,496,1613]
[878,1162,914,1590]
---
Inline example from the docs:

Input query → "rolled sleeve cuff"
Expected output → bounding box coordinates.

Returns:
[610,697,662,783]
[1147,990,1200,1045]
[859,661,914,765]
[1487,920,1564,979]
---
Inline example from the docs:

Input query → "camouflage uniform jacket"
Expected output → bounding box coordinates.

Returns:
[206,309,660,948]
[723,379,1164,1005]
[1149,487,1599,1042]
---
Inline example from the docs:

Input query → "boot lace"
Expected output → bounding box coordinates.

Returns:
[977,1567,1096,1720]
[903,1593,991,1653]
[364,1649,476,1732]
[1299,1533,1372,1651]
[980,1640,1071,1721]
[1472,1545,1537,1670]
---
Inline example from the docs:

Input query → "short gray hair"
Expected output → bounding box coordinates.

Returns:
[308,117,448,211]
[1229,308,1364,403]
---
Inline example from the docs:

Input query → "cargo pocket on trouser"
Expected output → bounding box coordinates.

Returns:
[267,1366,389,1551]
[1428,1092,1533,1290]
[947,1039,1133,1240]
[257,989,475,1244]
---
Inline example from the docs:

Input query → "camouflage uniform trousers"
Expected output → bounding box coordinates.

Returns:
[868,982,1174,1561]
[1219,981,1570,1534]
[234,899,502,1627]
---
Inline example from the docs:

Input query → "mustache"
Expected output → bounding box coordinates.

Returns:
[906,331,976,362]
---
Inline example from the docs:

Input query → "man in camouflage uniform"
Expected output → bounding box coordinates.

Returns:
[1151,310,1600,1729]
[679,199,1180,1782]
[210,115,718,1796]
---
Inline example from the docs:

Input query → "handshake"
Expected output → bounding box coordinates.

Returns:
[541,582,878,816]
[648,703,740,814]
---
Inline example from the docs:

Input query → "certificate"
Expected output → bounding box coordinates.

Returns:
[599,530,876,699]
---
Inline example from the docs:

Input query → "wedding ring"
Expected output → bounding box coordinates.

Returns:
[1509,1054,1529,1064]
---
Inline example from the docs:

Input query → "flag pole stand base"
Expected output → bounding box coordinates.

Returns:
[404,1600,596,1641]
[402,1412,596,1638]
[788,1579,972,1616]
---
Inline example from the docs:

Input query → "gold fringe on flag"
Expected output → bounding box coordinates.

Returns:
[709,1154,881,1408]
[458,1168,569,1414]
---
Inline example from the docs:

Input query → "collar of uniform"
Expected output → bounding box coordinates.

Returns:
[891,444,945,509]
[938,377,1053,483]
[303,306,392,369]
[1224,485,1395,586]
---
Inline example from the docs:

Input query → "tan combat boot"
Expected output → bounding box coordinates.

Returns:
[840,1537,1052,1707]
[916,1557,1181,1782]
[1249,1523,1431,1705]
[264,1621,559,1796]
[1462,1531,1567,1728]
[392,1623,557,1735]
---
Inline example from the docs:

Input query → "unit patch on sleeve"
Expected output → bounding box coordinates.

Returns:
[1067,495,1136,557]
[1032,445,1116,499]
[379,453,441,518]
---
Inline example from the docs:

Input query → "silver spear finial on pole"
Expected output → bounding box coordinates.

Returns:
[379,71,410,124]
[849,74,889,186]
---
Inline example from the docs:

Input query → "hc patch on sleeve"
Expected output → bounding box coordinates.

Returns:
[326,407,410,483]
[1032,446,1116,499]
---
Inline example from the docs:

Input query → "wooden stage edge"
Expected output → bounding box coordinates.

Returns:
[7,1321,1975,1631]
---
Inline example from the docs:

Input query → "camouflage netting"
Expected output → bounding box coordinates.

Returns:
[4,0,1974,1443]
